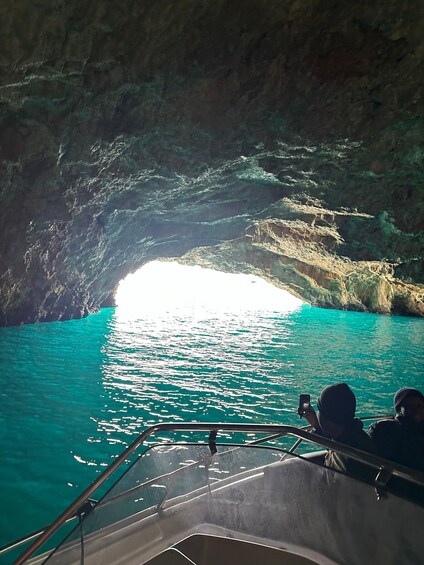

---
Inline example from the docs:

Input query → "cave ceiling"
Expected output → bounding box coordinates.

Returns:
[0,0,423,325]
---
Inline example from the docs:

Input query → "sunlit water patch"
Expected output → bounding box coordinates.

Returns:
[0,294,423,550]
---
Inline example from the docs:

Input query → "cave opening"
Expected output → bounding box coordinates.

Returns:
[114,261,303,317]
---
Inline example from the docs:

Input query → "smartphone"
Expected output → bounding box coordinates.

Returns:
[297,394,311,417]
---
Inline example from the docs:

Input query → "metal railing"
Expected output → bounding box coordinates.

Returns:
[13,419,424,564]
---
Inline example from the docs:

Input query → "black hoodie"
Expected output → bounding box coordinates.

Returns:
[315,418,374,477]
[369,415,424,472]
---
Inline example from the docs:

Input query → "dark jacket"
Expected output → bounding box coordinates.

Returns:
[368,415,424,472]
[315,418,374,477]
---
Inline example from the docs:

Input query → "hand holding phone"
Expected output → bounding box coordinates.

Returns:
[297,394,311,418]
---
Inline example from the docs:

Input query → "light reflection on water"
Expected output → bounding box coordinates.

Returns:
[99,309,301,437]
[95,305,423,443]
[0,303,423,548]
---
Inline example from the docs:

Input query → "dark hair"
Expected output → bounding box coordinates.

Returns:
[394,388,424,412]
[317,383,356,425]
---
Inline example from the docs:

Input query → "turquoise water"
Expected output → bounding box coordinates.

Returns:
[0,304,423,549]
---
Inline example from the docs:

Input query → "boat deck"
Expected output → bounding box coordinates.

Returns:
[7,422,424,565]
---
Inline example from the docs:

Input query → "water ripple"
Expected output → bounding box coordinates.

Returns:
[0,306,423,547]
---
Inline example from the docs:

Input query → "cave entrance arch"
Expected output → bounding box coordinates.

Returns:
[114,261,303,316]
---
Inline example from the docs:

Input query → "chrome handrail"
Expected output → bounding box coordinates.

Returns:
[3,431,292,558]
[15,421,424,564]
[99,429,300,510]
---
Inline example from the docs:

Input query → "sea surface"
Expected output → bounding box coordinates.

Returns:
[0,297,423,551]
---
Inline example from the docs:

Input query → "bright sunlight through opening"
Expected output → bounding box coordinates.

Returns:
[115,261,303,317]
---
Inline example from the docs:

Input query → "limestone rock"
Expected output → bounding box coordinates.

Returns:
[0,0,423,324]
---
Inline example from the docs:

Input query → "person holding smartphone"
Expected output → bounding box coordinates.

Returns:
[299,382,374,476]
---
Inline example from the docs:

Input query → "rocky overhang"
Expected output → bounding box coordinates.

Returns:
[0,0,423,325]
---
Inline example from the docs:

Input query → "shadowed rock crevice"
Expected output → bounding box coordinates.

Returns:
[0,0,423,325]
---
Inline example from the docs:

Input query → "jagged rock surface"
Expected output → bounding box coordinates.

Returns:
[0,0,423,325]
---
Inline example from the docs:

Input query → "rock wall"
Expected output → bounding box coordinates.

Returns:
[0,0,423,324]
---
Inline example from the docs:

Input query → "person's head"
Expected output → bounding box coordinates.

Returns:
[394,388,424,424]
[317,383,356,439]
